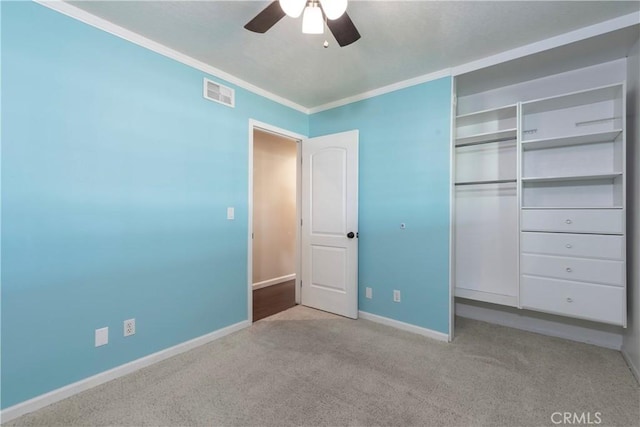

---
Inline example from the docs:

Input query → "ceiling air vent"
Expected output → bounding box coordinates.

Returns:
[203,78,235,108]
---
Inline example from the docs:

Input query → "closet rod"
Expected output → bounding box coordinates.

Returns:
[455,136,516,148]
[455,179,517,186]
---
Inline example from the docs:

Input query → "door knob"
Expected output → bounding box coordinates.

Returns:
[347,232,355,239]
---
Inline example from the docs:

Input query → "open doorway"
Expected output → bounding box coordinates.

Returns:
[251,127,300,321]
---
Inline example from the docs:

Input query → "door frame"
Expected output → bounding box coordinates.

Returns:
[247,119,307,322]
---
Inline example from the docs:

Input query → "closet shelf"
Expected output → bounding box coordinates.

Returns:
[455,129,517,147]
[456,104,517,126]
[521,206,623,210]
[522,129,622,150]
[455,288,518,307]
[521,83,623,115]
[455,179,516,186]
[521,172,622,183]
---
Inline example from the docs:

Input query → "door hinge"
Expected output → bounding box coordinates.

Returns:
[252,232,254,239]
[300,218,303,226]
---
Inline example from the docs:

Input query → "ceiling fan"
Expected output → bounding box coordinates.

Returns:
[244,0,361,47]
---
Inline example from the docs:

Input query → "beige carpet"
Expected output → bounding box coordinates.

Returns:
[5,306,639,426]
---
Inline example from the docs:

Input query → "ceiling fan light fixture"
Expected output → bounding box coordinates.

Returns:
[302,4,324,34]
[279,0,306,18]
[319,0,348,20]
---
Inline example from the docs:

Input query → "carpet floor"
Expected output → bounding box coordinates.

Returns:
[5,306,639,426]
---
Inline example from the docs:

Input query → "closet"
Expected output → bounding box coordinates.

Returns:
[454,106,519,307]
[453,58,628,327]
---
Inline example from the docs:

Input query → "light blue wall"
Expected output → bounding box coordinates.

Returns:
[1,2,307,408]
[309,79,452,334]
[2,1,453,410]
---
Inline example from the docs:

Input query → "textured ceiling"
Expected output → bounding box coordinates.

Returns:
[68,1,640,109]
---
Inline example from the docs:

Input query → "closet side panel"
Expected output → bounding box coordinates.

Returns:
[455,184,518,305]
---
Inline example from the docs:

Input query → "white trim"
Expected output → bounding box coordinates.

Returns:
[448,76,456,342]
[248,123,254,324]
[295,137,302,305]
[33,0,309,114]
[0,320,250,423]
[451,12,640,77]
[309,69,452,114]
[516,102,522,309]
[621,348,640,384]
[249,120,307,142]
[456,301,623,350]
[358,311,450,343]
[252,273,296,290]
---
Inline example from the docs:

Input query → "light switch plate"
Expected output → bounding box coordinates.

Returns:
[95,327,108,347]
[393,290,401,303]
[227,207,235,220]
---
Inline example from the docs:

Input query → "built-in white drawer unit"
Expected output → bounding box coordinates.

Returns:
[520,232,624,260]
[521,253,624,286]
[521,209,624,234]
[520,275,624,325]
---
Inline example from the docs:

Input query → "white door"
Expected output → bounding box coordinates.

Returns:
[301,130,358,319]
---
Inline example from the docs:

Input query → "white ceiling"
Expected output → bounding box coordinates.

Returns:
[67,1,640,109]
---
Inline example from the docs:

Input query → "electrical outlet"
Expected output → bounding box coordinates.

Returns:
[393,290,401,303]
[365,287,373,299]
[124,318,135,337]
[95,327,108,347]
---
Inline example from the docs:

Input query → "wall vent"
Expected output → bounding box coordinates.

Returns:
[203,78,235,108]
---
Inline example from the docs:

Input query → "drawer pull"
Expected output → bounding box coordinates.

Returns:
[565,243,572,249]
[566,267,572,272]
[566,297,573,303]
[565,219,572,224]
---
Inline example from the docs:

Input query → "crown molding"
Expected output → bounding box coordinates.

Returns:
[451,11,640,77]
[308,68,452,114]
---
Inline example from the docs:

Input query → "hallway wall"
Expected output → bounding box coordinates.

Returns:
[252,130,297,285]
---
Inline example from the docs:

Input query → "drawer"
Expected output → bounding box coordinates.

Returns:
[521,253,624,286]
[521,209,623,234]
[520,275,624,325]
[521,232,624,260]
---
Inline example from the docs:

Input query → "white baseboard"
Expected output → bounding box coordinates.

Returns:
[456,300,623,350]
[252,274,295,290]
[621,348,640,384]
[0,320,250,423]
[358,311,450,342]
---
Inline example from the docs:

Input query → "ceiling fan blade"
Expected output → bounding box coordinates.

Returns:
[326,12,361,47]
[244,1,286,33]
